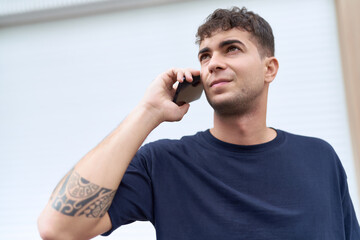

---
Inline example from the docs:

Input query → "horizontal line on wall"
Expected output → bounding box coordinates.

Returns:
[0,0,188,28]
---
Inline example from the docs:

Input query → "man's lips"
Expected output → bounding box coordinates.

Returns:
[210,79,231,88]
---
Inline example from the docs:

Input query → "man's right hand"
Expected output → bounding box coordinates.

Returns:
[139,68,200,124]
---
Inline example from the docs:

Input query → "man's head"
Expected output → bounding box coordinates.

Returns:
[196,7,279,117]
[196,7,274,58]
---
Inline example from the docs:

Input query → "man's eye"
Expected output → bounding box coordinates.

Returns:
[199,54,210,62]
[227,46,240,52]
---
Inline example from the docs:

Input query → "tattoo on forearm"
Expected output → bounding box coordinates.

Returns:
[51,170,116,218]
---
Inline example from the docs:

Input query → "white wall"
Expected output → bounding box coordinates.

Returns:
[0,0,357,239]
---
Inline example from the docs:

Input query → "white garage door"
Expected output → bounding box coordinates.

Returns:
[0,0,357,239]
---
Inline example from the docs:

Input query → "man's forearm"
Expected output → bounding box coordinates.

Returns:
[75,104,161,188]
[38,104,162,240]
[38,68,197,239]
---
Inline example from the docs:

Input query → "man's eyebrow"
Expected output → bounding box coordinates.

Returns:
[198,47,210,56]
[198,39,246,56]
[219,39,245,48]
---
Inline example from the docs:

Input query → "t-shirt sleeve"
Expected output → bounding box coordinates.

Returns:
[101,145,154,236]
[340,172,360,239]
[342,181,360,239]
[336,155,360,239]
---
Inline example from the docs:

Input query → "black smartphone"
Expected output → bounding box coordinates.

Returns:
[173,75,203,105]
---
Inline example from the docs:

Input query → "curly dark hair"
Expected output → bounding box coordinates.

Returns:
[196,7,274,58]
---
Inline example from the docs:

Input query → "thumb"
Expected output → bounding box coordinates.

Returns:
[179,103,190,114]
[175,103,190,121]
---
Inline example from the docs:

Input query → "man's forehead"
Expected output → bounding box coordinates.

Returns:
[199,28,251,48]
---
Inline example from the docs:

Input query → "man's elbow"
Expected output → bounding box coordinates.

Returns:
[37,212,74,240]
[38,215,58,240]
[38,216,57,240]
[37,208,108,240]
[38,223,58,240]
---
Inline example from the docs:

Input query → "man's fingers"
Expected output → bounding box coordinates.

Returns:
[184,69,200,83]
[176,70,184,82]
[166,68,200,83]
[184,71,193,82]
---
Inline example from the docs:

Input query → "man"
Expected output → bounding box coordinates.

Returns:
[38,7,360,240]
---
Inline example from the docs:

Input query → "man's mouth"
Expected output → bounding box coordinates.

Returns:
[210,79,231,88]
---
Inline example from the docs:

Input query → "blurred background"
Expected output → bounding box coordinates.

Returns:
[0,0,359,239]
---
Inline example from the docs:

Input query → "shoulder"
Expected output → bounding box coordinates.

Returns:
[135,130,207,161]
[278,129,341,167]
[279,129,347,179]
[281,130,335,153]
[130,131,208,174]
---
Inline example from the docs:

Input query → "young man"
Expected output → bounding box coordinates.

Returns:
[38,7,360,240]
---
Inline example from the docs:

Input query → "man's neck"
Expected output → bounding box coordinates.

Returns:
[210,111,276,146]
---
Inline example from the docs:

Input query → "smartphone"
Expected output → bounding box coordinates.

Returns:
[173,75,203,105]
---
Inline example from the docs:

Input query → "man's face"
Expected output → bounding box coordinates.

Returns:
[198,28,269,116]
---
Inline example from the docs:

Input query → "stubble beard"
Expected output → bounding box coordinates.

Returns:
[205,88,262,117]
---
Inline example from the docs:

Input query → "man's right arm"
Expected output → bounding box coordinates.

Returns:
[37,68,199,240]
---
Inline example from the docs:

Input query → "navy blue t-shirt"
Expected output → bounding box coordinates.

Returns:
[103,129,360,239]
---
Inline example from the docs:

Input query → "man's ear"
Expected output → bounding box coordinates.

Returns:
[264,57,279,83]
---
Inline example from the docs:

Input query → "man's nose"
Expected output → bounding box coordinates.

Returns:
[208,53,226,74]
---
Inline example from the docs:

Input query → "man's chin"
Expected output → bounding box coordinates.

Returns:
[207,98,246,117]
